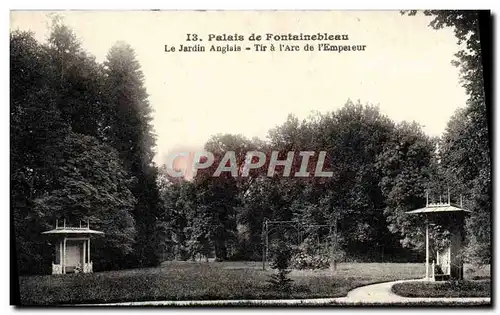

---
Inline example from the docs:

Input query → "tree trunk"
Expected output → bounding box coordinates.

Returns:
[214,239,227,261]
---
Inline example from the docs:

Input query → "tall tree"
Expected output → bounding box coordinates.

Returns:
[291,102,395,260]
[192,134,251,260]
[440,107,491,264]
[46,18,107,139]
[376,121,435,252]
[11,30,70,274]
[104,41,163,267]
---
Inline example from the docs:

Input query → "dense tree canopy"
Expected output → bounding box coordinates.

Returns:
[158,102,435,263]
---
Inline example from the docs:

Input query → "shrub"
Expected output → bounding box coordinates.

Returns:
[444,279,478,292]
[289,239,341,270]
[392,279,491,298]
[290,251,330,270]
[266,240,294,293]
[461,239,491,266]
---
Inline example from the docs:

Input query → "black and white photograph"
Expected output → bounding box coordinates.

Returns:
[9,9,492,307]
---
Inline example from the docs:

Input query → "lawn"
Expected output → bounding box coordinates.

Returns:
[391,280,491,298]
[391,264,491,298]
[16,261,487,305]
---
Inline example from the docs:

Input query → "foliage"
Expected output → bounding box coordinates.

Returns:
[157,101,435,263]
[32,133,137,270]
[11,29,70,274]
[289,237,332,270]
[267,240,294,293]
[290,252,330,270]
[376,121,435,250]
[102,40,163,268]
[440,107,491,264]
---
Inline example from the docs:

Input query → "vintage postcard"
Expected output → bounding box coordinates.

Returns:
[10,10,492,306]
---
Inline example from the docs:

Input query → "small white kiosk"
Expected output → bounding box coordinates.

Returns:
[407,193,470,281]
[42,220,104,275]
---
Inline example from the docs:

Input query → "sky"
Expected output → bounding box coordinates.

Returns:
[10,11,467,166]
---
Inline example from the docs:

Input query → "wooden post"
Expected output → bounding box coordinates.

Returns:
[329,225,333,270]
[331,217,338,271]
[63,237,67,274]
[432,260,435,281]
[262,220,266,270]
[425,221,429,280]
[83,239,86,267]
[59,239,63,271]
[297,222,302,246]
[448,246,451,275]
[265,221,269,269]
[334,217,338,270]
[88,238,91,265]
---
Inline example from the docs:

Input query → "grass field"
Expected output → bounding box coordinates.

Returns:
[17,261,489,305]
[392,280,491,298]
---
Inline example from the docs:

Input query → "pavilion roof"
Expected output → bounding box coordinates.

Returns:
[42,227,104,235]
[406,202,471,214]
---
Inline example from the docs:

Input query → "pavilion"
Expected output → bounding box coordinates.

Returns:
[406,192,470,281]
[42,219,104,275]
